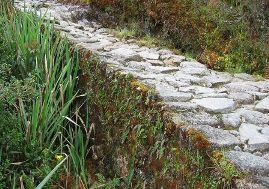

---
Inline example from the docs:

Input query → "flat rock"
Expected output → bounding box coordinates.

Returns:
[126,61,151,70]
[179,86,215,94]
[165,102,198,111]
[222,113,242,128]
[255,97,269,113]
[180,112,220,126]
[239,123,269,152]
[147,59,164,66]
[225,82,259,93]
[226,151,269,175]
[174,72,202,83]
[253,176,269,188]
[228,93,254,104]
[237,109,269,125]
[138,51,159,60]
[110,47,137,58]
[235,179,268,189]
[169,55,186,64]
[234,73,256,81]
[248,91,268,100]
[187,125,241,147]
[159,91,193,102]
[83,40,113,51]
[163,77,190,88]
[262,128,269,136]
[255,80,269,92]
[180,61,207,68]
[201,74,231,86]
[125,54,144,62]
[197,93,228,99]
[181,67,210,76]
[148,66,179,74]
[191,98,236,113]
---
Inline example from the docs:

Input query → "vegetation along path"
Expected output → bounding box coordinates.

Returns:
[16,0,269,187]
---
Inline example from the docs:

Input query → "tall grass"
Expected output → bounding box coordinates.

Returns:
[0,2,92,187]
[3,8,79,148]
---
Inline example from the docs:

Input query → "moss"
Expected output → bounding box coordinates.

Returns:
[130,80,150,93]
[77,53,240,188]
[187,128,210,150]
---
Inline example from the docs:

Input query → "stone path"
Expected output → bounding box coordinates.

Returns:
[15,0,269,185]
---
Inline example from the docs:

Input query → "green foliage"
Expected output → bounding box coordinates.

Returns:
[95,173,121,189]
[0,3,80,188]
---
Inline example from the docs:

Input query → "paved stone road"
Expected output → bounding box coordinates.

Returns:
[15,0,269,186]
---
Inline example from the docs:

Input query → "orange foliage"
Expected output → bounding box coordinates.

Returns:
[187,128,209,150]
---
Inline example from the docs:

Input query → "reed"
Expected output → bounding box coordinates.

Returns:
[0,3,91,187]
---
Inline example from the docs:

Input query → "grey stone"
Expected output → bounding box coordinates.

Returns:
[160,92,193,102]
[234,146,242,151]
[174,72,202,83]
[160,54,173,61]
[147,59,164,66]
[263,153,269,161]
[201,74,231,86]
[222,113,242,128]
[255,80,269,92]
[125,54,144,62]
[154,81,177,92]
[82,40,113,51]
[226,151,269,175]
[262,127,269,136]
[255,97,269,113]
[237,109,269,125]
[180,61,207,68]
[197,93,228,99]
[234,73,256,81]
[228,93,254,104]
[181,67,210,76]
[229,130,240,137]
[239,124,269,152]
[191,98,236,113]
[186,125,241,147]
[225,82,259,93]
[180,112,220,126]
[170,55,186,64]
[110,48,136,58]
[235,179,268,189]
[253,176,269,188]
[248,91,268,100]
[179,86,215,94]
[126,61,152,70]
[138,51,159,60]
[148,66,179,74]
[86,38,100,43]
[158,49,173,55]
[254,152,263,157]
[128,72,160,80]
[163,77,190,88]
[165,102,198,111]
